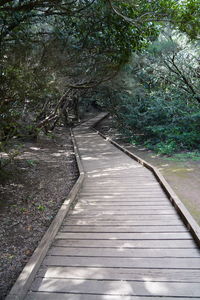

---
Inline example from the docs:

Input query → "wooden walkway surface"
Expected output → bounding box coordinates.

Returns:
[26,114,200,299]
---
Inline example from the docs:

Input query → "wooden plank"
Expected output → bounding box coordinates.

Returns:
[79,193,168,200]
[79,183,163,188]
[81,182,162,185]
[63,219,183,226]
[31,278,200,297]
[80,192,166,196]
[72,209,176,213]
[82,180,158,182]
[56,232,191,240]
[44,256,200,269]
[81,192,164,195]
[84,177,158,181]
[84,180,160,183]
[26,292,198,300]
[83,189,163,192]
[79,192,166,196]
[71,210,177,216]
[82,183,160,186]
[73,208,175,213]
[82,179,161,182]
[85,171,154,173]
[84,184,160,187]
[83,187,162,190]
[60,225,187,233]
[48,246,200,258]
[54,239,195,248]
[74,203,173,208]
[75,205,173,210]
[84,171,148,174]
[77,201,170,205]
[85,178,158,181]
[85,180,160,183]
[81,188,163,192]
[80,188,165,191]
[88,171,163,176]
[79,194,168,197]
[78,196,169,201]
[39,266,200,282]
[67,215,183,220]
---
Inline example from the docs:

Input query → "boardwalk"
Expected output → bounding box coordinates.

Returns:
[20,115,200,298]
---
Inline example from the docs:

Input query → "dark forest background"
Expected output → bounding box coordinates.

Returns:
[1,0,200,161]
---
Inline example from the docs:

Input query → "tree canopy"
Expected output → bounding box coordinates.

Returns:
[0,0,199,156]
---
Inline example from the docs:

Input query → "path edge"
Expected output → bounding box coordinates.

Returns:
[93,115,200,247]
[6,129,85,300]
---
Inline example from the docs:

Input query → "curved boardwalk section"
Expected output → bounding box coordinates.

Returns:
[26,114,200,299]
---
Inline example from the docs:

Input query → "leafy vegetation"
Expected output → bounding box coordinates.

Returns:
[165,152,200,161]
[0,0,200,162]
[101,28,200,155]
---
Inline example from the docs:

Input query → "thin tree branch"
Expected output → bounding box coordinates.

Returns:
[107,0,137,25]
[107,0,169,24]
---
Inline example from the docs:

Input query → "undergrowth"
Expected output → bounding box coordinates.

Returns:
[112,96,200,156]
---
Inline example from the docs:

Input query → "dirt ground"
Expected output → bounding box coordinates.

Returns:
[96,116,200,225]
[0,127,78,299]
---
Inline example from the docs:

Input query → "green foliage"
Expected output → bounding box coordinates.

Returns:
[173,0,200,39]
[165,151,200,161]
[0,0,199,163]
[37,205,46,211]
[153,141,178,155]
[116,95,200,154]
[0,0,159,150]
[0,144,22,173]
[102,28,200,155]
[26,159,38,167]
[109,0,200,39]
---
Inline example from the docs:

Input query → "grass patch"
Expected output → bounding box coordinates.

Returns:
[165,152,200,162]
[26,159,39,167]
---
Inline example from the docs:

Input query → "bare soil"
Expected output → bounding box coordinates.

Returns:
[0,127,78,299]
[96,116,200,225]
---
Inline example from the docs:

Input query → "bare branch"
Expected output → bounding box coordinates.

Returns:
[107,0,169,24]
[107,0,137,25]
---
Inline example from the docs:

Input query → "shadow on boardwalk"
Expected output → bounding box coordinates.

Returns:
[8,114,200,300]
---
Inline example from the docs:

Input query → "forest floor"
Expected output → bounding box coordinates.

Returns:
[0,127,78,299]
[96,116,200,226]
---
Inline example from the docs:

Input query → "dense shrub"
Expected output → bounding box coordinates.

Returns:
[110,94,200,155]
[102,29,200,155]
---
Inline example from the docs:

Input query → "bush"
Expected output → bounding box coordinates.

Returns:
[111,94,200,154]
